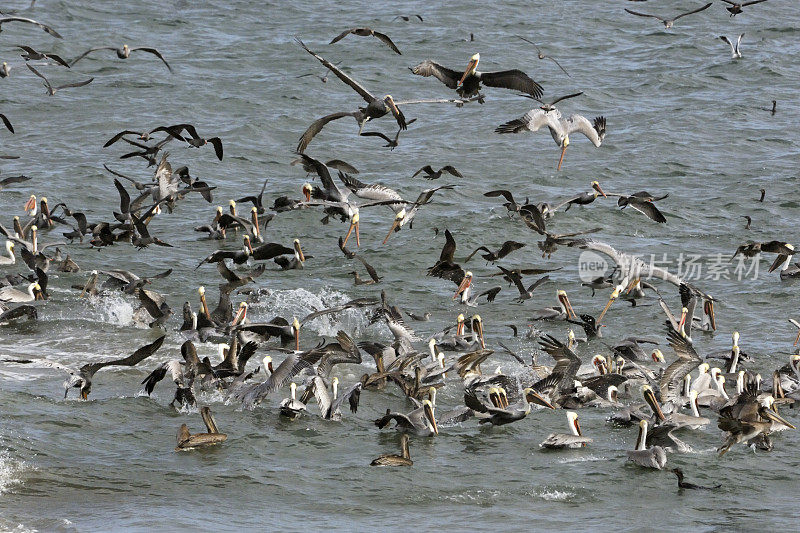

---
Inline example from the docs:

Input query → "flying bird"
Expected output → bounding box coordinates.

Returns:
[70,44,172,72]
[0,16,62,38]
[411,54,543,100]
[15,45,70,68]
[411,165,463,180]
[330,27,402,55]
[515,35,570,77]
[720,34,744,59]
[624,3,712,28]
[496,108,605,170]
[720,0,767,17]
[26,64,93,96]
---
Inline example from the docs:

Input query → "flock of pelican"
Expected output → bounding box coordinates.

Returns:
[0,0,795,496]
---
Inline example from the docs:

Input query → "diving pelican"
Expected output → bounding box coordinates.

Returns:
[496,108,605,170]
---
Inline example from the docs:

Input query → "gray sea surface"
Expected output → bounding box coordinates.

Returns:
[0,0,799,531]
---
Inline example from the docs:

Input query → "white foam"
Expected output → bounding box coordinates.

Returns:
[531,488,575,501]
[248,287,372,336]
[84,293,135,326]
[0,449,27,495]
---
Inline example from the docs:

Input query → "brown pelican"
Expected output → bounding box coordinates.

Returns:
[767,244,800,279]
[381,186,455,243]
[0,16,62,38]
[464,386,554,426]
[720,0,767,17]
[329,27,401,55]
[25,64,93,96]
[530,334,582,406]
[308,376,362,421]
[624,3,712,28]
[234,341,320,409]
[550,181,607,213]
[411,54,543,99]
[541,412,592,449]
[0,281,41,303]
[375,399,438,436]
[0,241,15,265]
[720,34,744,59]
[15,45,70,68]
[274,239,306,270]
[279,382,306,419]
[175,407,227,451]
[2,335,165,399]
[530,290,576,321]
[496,108,605,170]
[370,433,412,466]
[69,44,172,72]
[718,383,795,456]
[465,241,526,263]
[295,39,407,151]
[626,421,667,469]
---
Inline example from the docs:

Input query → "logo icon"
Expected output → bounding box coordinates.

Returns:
[578,250,609,283]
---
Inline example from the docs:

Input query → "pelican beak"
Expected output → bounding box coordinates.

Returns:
[251,208,260,239]
[591,181,607,198]
[454,272,472,300]
[80,389,88,400]
[557,137,569,171]
[525,388,555,409]
[244,235,254,255]
[343,212,359,248]
[232,303,247,326]
[293,239,305,262]
[79,272,96,298]
[761,407,795,430]
[302,184,312,202]
[642,386,665,421]
[624,277,639,294]
[573,416,583,438]
[704,299,716,331]
[473,314,485,349]
[423,400,438,435]
[459,54,479,86]
[597,286,620,323]
[24,195,36,212]
[382,211,404,244]
[213,206,222,224]
[558,290,576,319]
[199,287,210,318]
[456,314,465,336]
[794,329,800,347]
[383,95,400,117]
[292,317,301,351]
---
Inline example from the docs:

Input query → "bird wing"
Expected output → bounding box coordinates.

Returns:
[742,0,767,5]
[295,39,375,103]
[563,115,605,146]
[719,35,735,53]
[410,60,461,89]
[495,108,561,135]
[483,189,515,203]
[130,47,173,72]
[627,198,667,223]
[354,254,381,282]
[537,334,581,391]
[0,113,14,133]
[1,17,62,38]
[480,69,543,98]
[238,348,324,407]
[54,77,93,91]
[330,382,362,415]
[2,357,75,374]
[659,328,701,405]
[372,31,402,54]
[69,47,116,66]
[439,229,457,263]
[624,8,666,21]
[251,242,293,261]
[673,2,713,20]
[296,112,352,153]
[80,334,166,378]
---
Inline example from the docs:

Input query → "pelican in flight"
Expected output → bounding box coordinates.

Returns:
[540,411,592,449]
[411,53,543,100]
[1,335,165,399]
[496,108,605,170]
[624,3,712,28]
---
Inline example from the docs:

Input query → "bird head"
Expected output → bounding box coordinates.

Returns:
[382,209,406,244]
[343,210,359,248]
[24,194,36,213]
[302,183,312,202]
[293,239,305,262]
[459,53,480,85]
[591,180,607,198]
